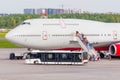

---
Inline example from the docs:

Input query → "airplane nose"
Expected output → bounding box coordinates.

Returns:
[6,30,21,46]
[5,31,14,42]
[5,26,28,47]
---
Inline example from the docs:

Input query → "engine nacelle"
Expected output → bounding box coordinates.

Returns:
[109,43,120,56]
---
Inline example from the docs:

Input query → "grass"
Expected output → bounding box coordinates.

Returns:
[0,40,20,48]
[0,32,20,48]
[0,33,6,38]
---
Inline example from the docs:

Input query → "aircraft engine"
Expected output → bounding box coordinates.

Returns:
[109,43,120,56]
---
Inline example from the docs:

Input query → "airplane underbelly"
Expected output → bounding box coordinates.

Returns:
[23,37,70,49]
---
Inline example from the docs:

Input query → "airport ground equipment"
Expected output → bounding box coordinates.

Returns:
[70,33,98,60]
[25,51,88,65]
[9,52,29,60]
[9,53,23,60]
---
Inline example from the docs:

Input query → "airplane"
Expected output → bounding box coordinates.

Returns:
[5,18,120,58]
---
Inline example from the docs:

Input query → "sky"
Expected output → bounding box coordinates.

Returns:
[0,0,120,14]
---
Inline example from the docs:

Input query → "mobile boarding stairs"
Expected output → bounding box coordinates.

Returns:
[70,32,98,60]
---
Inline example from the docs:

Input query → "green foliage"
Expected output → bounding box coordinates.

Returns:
[0,14,40,29]
[48,13,120,23]
[0,13,120,29]
[0,33,6,38]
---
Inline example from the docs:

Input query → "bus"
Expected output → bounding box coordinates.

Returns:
[25,51,88,65]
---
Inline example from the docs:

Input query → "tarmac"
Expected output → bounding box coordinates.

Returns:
[0,48,120,80]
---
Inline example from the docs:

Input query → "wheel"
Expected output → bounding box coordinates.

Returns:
[9,53,15,60]
[34,60,39,64]
[100,53,105,58]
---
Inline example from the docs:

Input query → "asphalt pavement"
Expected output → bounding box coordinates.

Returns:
[0,48,120,80]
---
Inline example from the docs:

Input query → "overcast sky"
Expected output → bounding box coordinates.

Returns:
[0,0,120,13]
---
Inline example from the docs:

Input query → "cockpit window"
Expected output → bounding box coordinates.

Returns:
[21,22,30,25]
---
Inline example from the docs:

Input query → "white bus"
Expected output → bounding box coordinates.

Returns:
[25,51,88,65]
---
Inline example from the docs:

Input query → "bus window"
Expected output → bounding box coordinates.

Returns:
[60,53,72,62]
[31,54,37,59]
[61,53,67,59]
[26,54,31,59]
[36,53,41,58]
[26,53,32,59]
[78,54,82,60]
[74,53,82,62]
[46,53,55,61]
[48,54,53,60]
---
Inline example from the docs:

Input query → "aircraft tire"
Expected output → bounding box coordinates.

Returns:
[100,53,105,58]
[34,60,39,64]
[9,53,15,60]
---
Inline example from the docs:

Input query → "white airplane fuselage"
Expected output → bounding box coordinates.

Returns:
[6,19,120,52]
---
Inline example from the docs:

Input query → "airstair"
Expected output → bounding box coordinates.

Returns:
[76,32,98,60]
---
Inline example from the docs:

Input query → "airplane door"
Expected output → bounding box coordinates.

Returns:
[42,31,48,40]
[113,31,118,40]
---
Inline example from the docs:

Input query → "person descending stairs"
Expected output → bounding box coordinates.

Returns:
[75,31,98,61]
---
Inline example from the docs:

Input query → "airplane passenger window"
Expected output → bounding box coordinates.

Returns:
[21,22,30,25]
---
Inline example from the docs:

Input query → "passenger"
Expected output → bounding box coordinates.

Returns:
[89,54,96,61]
[92,55,96,61]
[88,54,93,61]
[83,36,89,46]
[108,54,112,60]
[76,31,84,41]
[76,31,90,47]
[97,54,100,61]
